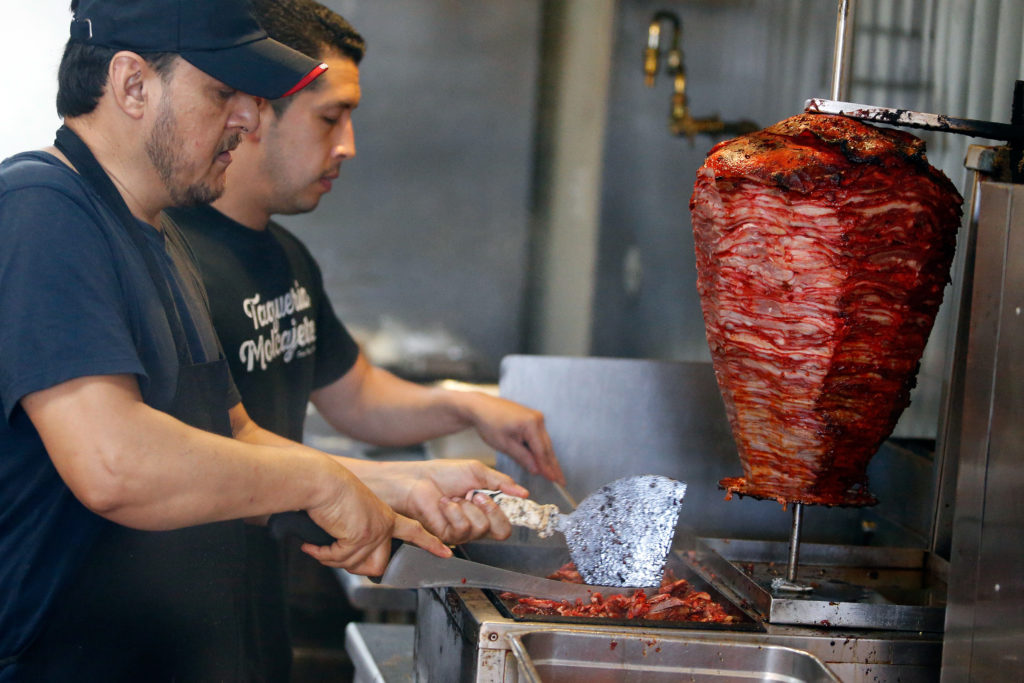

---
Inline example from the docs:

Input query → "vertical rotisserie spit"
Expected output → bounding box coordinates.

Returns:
[689,113,963,506]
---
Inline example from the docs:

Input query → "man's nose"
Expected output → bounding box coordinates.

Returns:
[231,95,261,135]
[333,120,355,159]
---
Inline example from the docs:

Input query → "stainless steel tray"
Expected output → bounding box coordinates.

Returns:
[507,629,840,682]
[690,538,947,632]
[460,537,761,632]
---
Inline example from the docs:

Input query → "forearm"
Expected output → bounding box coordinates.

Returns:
[231,404,417,510]
[311,354,564,484]
[233,418,420,512]
[23,376,354,531]
[312,358,474,446]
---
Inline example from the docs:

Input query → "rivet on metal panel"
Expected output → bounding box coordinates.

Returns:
[488,631,499,641]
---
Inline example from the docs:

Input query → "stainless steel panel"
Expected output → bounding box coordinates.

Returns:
[507,630,839,683]
[942,180,1024,681]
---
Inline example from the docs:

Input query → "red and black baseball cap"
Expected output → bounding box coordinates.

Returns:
[69,0,327,99]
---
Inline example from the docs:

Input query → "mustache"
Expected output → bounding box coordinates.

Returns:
[218,133,243,155]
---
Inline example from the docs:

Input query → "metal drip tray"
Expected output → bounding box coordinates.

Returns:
[689,538,947,632]
[507,630,840,683]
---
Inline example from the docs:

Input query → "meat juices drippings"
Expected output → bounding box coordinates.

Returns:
[689,113,963,506]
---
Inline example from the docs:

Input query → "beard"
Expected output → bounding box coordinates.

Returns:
[145,101,240,207]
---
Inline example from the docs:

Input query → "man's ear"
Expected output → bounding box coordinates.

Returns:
[107,51,153,120]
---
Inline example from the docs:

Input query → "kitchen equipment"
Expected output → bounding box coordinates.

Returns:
[506,630,840,683]
[475,474,687,587]
[374,542,632,603]
[474,356,944,680]
[413,535,942,682]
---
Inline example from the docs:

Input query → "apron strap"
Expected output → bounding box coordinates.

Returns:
[54,125,195,367]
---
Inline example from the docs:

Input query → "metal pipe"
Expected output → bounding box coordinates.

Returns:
[1011,80,1023,182]
[830,0,856,100]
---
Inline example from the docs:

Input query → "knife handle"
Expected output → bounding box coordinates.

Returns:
[471,490,561,538]
[267,511,335,546]
[267,513,406,576]
[268,514,407,583]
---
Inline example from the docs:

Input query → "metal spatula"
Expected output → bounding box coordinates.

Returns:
[474,474,687,588]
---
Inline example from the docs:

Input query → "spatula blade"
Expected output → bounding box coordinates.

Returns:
[564,475,687,587]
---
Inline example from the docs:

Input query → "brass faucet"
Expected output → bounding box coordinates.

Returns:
[644,11,681,88]
[644,10,758,142]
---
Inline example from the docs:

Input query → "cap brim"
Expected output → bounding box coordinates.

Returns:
[182,36,326,100]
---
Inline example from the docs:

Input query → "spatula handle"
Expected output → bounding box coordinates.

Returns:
[471,490,561,538]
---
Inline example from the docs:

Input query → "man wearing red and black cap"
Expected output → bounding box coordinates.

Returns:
[0,2,528,680]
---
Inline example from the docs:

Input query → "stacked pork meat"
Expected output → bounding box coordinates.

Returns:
[689,113,963,506]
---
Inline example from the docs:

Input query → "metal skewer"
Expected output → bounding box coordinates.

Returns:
[768,0,857,597]
[771,503,813,593]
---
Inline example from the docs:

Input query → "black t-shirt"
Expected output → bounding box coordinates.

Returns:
[168,204,359,442]
[0,152,238,669]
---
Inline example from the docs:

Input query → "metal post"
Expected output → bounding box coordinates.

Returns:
[830,0,856,100]
[772,502,812,593]
[786,502,803,583]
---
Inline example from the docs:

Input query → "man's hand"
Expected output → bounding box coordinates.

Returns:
[353,459,529,545]
[462,393,565,485]
[301,463,451,573]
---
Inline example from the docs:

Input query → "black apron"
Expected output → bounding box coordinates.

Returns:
[12,128,251,681]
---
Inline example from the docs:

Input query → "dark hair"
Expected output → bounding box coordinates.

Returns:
[251,0,366,115]
[57,1,177,118]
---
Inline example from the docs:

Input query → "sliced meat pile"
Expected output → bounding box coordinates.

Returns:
[689,113,963,506]
[501,563,738,623]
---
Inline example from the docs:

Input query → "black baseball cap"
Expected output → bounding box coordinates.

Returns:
[69,0,327,99]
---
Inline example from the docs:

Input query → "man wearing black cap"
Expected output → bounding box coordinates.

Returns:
[0,2,527,680]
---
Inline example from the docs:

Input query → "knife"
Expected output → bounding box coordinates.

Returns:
[372,542,645,602]
[268,513,646,601]
[804,98,1024,142]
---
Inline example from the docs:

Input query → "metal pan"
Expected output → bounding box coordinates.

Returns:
[459,538,762,632]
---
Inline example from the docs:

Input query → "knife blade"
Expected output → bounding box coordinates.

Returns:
[377,543,651,602]
[805,98,1024,142]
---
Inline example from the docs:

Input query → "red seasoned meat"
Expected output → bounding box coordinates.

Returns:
[501,563,737,624]
[689,113,963,506]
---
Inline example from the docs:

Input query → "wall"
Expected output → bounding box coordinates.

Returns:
[0,5,69,159]
[591,0,839,365]
[288,0,542,381]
